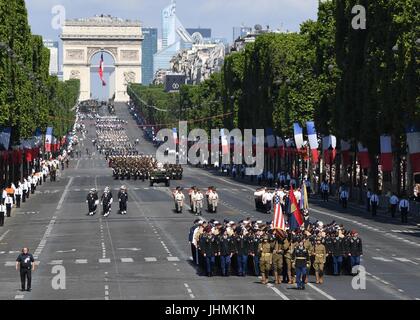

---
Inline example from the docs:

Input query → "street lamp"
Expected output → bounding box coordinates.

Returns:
[285,78,291,84]
[274,79,282,86]
[392,43,399,52]
[328,64,334,72]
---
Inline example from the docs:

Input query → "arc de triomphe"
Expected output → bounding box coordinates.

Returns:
[61,15,143,102]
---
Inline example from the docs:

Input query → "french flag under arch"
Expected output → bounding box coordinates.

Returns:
[306,121,319,163]
[380,135,393,172]
[99,53,106,86]
[407,126,420,173]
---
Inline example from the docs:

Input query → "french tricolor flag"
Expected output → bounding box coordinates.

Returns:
[341,140,351,167]
[99,53,106,86]
[293,123,304,150]
[322,135,336,165]
[357,142,371,169]
[380,135,393,172]
[172,128,178,145]
[306,121,319,163]
[407,126,420,173]
[45,127,53,152]
[221,129,229,155]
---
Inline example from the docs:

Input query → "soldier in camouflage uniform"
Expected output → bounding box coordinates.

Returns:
[258,235,272,284]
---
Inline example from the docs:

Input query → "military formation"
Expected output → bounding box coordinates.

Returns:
[109,155,183,181]
[188,218,363,290]
[172,186,218,214]
[94,116,138,157]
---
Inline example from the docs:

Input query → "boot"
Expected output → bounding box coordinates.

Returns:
[261,273,266,284]
[274,272,280,284]
[315,272,320,284]
[287,271,293,284]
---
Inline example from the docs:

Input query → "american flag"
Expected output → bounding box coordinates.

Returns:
[272,194,285,230]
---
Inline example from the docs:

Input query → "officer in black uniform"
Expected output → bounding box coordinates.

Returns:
[292,240,310,290]
[218,230,235,276]
[101,186,113,217]
[118,186,128,215]
[347,230,363,275]
[15,248,35,292]
[330,232,344,275]
[200,227,218,277]
[86,188,99,216]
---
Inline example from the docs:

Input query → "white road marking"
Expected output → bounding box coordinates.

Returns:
[393,257,418,265]
[99,258,111,263]
[4,261,15,267]
[167,257,179,262]
[14,295,24,299]
[145,257,157,262]
[48,260,63,265]
[372,257,394,262]
[75,259,88,264]
[307,283,336,300]
[121,258,134,263]
[266,283,290,300]
[0,229,11,242]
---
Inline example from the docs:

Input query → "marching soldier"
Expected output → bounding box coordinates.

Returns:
[235,230,250,276]
[194,189,204,215]
[313,237,327,284]
[218,230,235,276]
[207,187,219,213]
[347,230,363,274]
[86,188,99,216]
[0,202,5,226]
[303,231,314,284]
[118,186,128,215]
[200,227,218,277]
[15,181,23,208]
[5,194,13,218]
[258,235,272,284]
[22,178,28,203]
[272,229,288,284]
[330,232,344,275]
[292,240,310,290]
[248,230,261,277]
[173,188,185,213]
[101,186,113,217]
[284,232,296,284]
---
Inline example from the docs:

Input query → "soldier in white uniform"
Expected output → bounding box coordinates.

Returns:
[5,194,13,217]
[15,183,23,208]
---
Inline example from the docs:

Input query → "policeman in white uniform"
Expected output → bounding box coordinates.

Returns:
[15,183,23,208]
[370,192,379,217]
[340,189,349,209]
[5,194,13,217]
[0,202,5,226]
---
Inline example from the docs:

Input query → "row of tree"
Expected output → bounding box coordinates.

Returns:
[0,0,80,147]
[128,0,419,193]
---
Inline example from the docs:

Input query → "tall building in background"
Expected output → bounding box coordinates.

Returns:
[232,26,252,42]
[142,27,158,85]
[43,39,59,75]
[153,0,192,77]
[186,28,212,39]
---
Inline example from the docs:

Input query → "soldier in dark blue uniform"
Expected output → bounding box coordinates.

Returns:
[248,229,262,276]
[218,230,235,276]
[292,240,310,290]
[86,188,99,216]
[118,186,128,215]
[330,232,344,275]
[200,227,219,277]
[235,230,250,276]
[346,230,363,275]
[101,186,113,217]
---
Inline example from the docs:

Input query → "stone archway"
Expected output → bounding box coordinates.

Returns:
[61,15,143,102]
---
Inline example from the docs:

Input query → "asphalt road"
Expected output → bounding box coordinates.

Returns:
[0,102,419,300]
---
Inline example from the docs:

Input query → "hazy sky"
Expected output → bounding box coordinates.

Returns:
[26,0,319,42]
[26,0,319,99]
